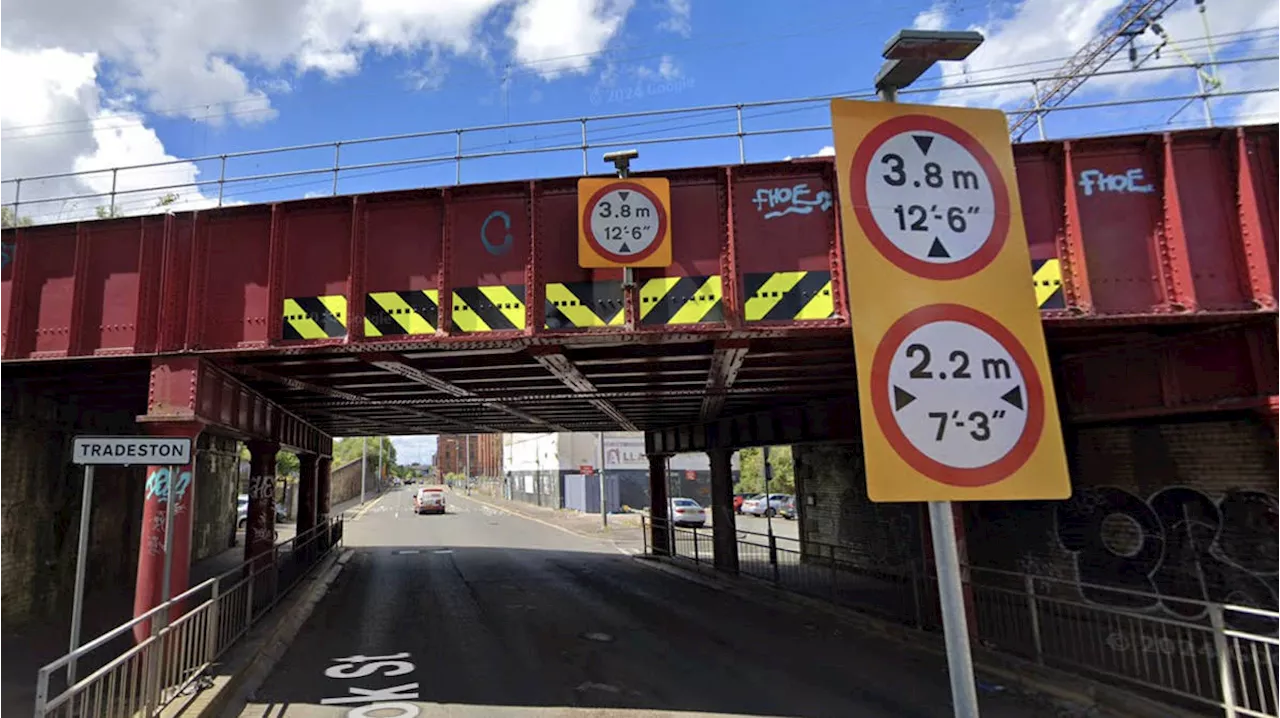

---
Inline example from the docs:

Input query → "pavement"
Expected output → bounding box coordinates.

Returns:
[0,491,371,717]
[229,486,1075,718]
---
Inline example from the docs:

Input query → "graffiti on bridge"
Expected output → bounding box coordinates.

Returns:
[1056,485,1278,633]
[751,183,832,220]
[145,467,192,504]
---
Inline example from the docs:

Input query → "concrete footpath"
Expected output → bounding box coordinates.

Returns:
[0,489,381,717]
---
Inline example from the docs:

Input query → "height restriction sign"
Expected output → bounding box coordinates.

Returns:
[830,99,1070,503]
[578,177,673,268]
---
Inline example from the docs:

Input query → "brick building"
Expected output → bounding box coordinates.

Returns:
[435,434,502,478]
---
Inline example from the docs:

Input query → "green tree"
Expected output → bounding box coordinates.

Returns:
[95,205,124,219]
[155,193,179,207]
[733,446,795,495]
[333,436,397,468]
[2,206,33,228]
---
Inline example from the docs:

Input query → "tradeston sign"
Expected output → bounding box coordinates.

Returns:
[72,437,193,466]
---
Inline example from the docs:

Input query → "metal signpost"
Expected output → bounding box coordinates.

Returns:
[831,30,1071,718]
[598,432,609,527]
[68,436,192,684]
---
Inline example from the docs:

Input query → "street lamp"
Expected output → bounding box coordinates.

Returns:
[873,29,984,102]
[871,28,985,718]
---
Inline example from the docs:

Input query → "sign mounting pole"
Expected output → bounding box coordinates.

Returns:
[66,464,94,686]
[877,82,981,718]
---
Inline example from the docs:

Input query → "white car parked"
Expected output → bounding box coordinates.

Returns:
[670,497,707,527]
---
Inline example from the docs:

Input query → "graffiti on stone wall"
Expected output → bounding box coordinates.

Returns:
[1056,486,1278,633]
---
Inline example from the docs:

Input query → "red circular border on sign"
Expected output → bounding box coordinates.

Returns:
[582,181,669,265]
[869,304,1045,487]
[849,115,1010,281]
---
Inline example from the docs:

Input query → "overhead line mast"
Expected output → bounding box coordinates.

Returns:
[1007,0,1181,141]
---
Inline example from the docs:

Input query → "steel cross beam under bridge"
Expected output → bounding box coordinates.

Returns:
[1,124,1275,437]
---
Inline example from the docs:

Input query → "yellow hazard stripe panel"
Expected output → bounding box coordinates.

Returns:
[1033,258,1065,310]
[640,275,723,326]
[283,295,347,340]
[451,285,527,333]
[364,289,439,337]
[743,271,836,322]
[545,281,625,329]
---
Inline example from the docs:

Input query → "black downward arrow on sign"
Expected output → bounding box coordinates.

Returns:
[1000,386,1024,410]
[913,135,934,155]
[618,191,630,201]
[928,238,950,258]
[893,386,916,411]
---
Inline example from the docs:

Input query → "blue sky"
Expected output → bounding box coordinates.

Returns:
[3,0,1275,223]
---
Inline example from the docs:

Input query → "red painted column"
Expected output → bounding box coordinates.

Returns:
[245,440,279,565]
[297,454,319,537]
[132,423,202,643]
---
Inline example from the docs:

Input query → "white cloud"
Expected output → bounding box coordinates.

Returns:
[783,146,835,161]
[506,0,634,79]
[2,0,644,224]
[391,435,437,464]
[922,0,1278,132]
[659,0,692,37]
[636,54,681,81]
[913,1,948,32]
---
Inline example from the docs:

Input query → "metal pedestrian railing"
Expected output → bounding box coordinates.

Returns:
[33,515,344,718]
[1,54,1275,227]
[644,515,1279,718]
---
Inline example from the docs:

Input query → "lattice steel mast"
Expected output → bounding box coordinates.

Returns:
[1007,0,1181,140]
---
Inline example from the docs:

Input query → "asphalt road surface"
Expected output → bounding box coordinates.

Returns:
[233,487,1068,718]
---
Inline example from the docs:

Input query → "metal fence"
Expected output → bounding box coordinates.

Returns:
[646,516,1279,718]
[2,54,1275,227]
[33,515,344,718]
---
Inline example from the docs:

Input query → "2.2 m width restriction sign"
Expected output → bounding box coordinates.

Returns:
[870,304,1043,490]
[850,115,1009,281]
[578,178,672,268]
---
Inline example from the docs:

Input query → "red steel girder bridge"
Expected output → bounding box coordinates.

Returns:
[2,125,1276,452]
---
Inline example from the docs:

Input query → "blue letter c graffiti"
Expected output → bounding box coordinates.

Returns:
[481,210,513,256]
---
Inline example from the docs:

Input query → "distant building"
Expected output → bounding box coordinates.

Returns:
[435,434,502,478]
[500,432,739,510]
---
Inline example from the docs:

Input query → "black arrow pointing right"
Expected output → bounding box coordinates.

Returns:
[893,386,916,411]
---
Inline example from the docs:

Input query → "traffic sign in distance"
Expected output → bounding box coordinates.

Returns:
[73,436,192,466]
[831,99,1070,503]
[578,177,672,268]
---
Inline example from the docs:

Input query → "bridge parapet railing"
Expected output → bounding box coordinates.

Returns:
[1,55,1274,228]
[32,514,344,718]
[645,515,1279,717]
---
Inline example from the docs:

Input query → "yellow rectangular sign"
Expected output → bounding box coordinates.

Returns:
[578,177,672,268]
[830,99,1071,503]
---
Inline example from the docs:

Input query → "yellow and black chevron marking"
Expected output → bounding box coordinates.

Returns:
[451,285,527,333]
[545,281,624,329]
[283,295,347,340]
[1033,258,1065,310]
[743,271,835,322]
[640,275,723,326]
[364,289,439,337]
